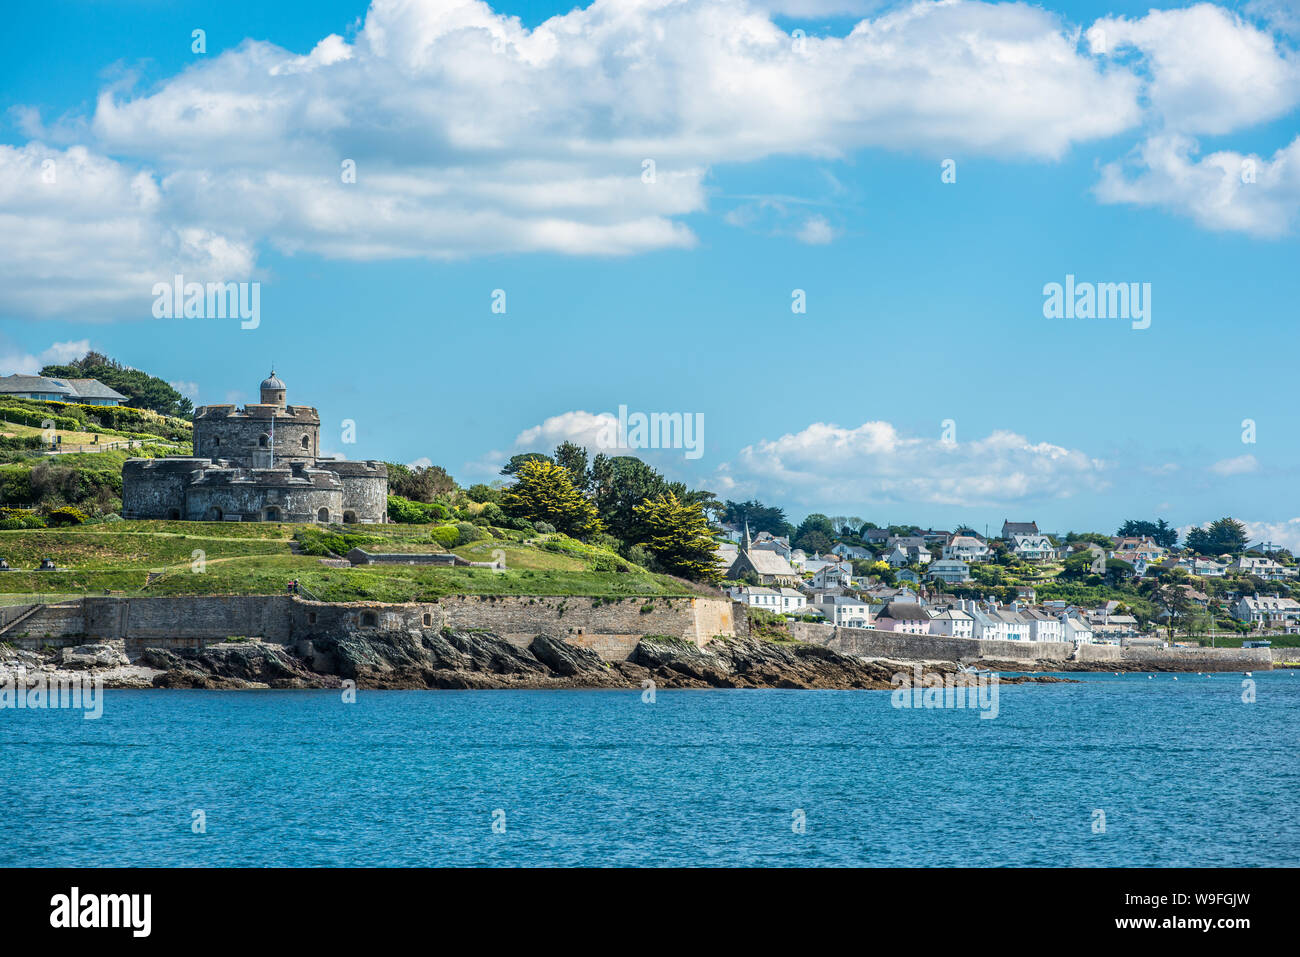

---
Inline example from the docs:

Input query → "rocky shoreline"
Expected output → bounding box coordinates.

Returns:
[2,631,1073,691]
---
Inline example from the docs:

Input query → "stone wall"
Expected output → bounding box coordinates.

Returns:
[790,622,983,661]
[192,404,320,467]
[1113,646,1272,671]
[290,595,737,657]
[121,458,206,519]
[1270,648,1300,665]
[184,466,343,523]
[791,622,1274,671]
[978,639,1074,661]
[4,594,738,662]
[1,602,87,640]
[80,596,296,643]
[331,461,389,523]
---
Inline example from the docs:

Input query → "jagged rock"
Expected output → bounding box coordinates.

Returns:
[141,641,319,688]
[9,626,1075,691]
[60,643,129,670]
[528,634,607,677]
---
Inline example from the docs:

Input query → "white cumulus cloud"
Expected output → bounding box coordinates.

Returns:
[715,420,1108,507]
[1208,453,1260,476]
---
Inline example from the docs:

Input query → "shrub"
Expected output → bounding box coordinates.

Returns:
[533,521,556,535]
[430,525,460,548]
[465,483,502,504]
[478,502,507,526]
[0,513,46,530]
[624,544,653,569]
[387,494,450,524]
[295,527,383,557]
[455,521,482,546]
[46,506,88,526]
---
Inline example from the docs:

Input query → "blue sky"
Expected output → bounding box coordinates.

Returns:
[2,0,1299,542]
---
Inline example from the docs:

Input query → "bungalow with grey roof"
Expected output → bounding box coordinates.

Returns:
[0,374,127,406]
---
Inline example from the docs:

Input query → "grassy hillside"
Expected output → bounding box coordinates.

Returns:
[0,519,714,601]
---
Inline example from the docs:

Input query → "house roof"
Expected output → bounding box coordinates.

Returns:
[742,549,798,576]
[1002,520,1039,535]
[61,378,128,400]
[0,374,125,401]
[0,374,74,395]
[881,601,929,621]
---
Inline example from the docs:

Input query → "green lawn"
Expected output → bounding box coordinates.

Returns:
[0,520,708,601]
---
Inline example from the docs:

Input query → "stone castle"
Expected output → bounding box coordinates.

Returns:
[122,371,387,524]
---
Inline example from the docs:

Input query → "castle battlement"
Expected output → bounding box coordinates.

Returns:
[122,370,387,524]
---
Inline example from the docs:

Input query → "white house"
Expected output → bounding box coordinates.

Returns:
[1010,534,1056,562]
[1023,608,1063,643]
[966,604,1029,641]
[1177,556,1226,577]
[928,608,974,640]
[814,595,872,628]
[1111,536,1167,565]
[1233,594,1300,628]
[810,561,854,591]
[729,586,808,614]
[1061,614,1094,645]
[1229,556,1297,581]
[927,559,971,584]
[831,543,872,561]
[942,535,991,563]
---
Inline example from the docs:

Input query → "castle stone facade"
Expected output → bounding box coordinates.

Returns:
[123,372,387,524]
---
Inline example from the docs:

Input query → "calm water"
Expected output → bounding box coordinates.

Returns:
[2,672,1296,866]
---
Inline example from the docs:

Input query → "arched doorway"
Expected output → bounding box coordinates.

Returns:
[206,506,224,521]
[317,507,330,523]
[343,511,357,524]
[166,508,181,520]
[264,506,282,522]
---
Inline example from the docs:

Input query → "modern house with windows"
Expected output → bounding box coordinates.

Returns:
[927,559,971,583]
[812,595,872,628]
[0,374,127,406]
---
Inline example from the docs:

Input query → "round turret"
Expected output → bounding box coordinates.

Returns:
[260,370,286,408]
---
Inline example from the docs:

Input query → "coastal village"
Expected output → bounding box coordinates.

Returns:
[1,360,1297,660]
[718,519,1300,648]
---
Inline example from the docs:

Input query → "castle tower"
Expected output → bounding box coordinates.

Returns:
[260,370,286,409]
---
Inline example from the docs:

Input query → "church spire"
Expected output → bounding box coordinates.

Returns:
[743,519,752,553]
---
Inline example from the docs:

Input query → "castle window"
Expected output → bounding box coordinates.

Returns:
[301,435,310,449]
[258,434,270,447]
[361,612,378,628]
[308,613,318,625]
[422,613,432,627]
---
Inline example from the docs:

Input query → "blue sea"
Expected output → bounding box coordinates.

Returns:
[2,672,1296,867]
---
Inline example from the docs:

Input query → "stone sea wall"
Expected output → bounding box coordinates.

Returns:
[788,622,1273,671]
[1,594,740,662]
